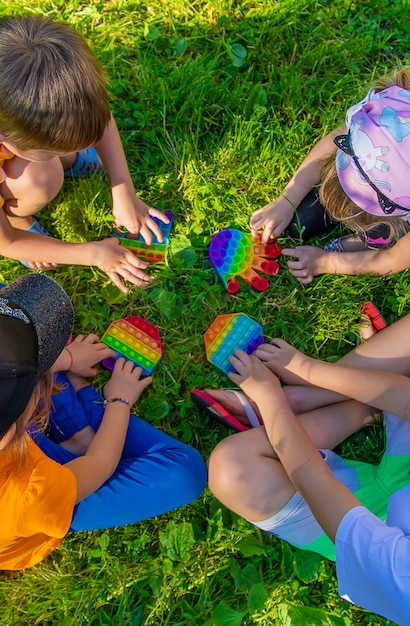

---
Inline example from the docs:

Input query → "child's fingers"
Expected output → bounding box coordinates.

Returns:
[141,218,163,244]
[137,375,153,392]
[106,271,129,293]
[280,248,298,258]
[253,343,275,356]
[229,350,251,374]
[122,249,149,270]
[83,333,100,344]
[72,334,85,343]
[116,266,151,287]
[98,345,116,360]
[288,267,313,284]
[137,224,153,246]
[148,207,170,224]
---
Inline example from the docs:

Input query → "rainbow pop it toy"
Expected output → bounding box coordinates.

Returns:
[101,316,163,375]
[204,313,264,374]
[113,211,173,263]
[209,229,281,293]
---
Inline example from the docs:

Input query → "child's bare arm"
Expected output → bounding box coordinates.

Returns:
[0,209,152,292]
[228,351,360,541]
[65,359,152,502]
[283,231,410,283]
[95,115,169,245]
[257,339,410,419]
[250,128,343,243]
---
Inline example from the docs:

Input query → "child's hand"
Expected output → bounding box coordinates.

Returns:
[103,358,152,407]
[63,334,115,377]
[227,350,281,405]
[282,245,329,283]
[250,197,294,243]
[93,237,153,292]
[112,195,170,246]
[254,339,312,380]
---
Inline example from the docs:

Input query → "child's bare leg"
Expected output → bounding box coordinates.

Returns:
[209,427,295,520]
[205,383,352,417]
[261,315,410,413]
[1,156,64,268]
[338,314,410,375]
[2,155,64,227]
[209,399,373,520]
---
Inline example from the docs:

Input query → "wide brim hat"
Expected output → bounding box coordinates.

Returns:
[335,85,410,217]
[0,274,73,438]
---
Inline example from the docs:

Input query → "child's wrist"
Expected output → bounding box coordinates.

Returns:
[64,347,74,371]
[98,397,131,408]
[279,192,296,210]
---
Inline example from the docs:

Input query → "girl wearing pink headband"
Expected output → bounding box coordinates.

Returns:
[250,68,410,283]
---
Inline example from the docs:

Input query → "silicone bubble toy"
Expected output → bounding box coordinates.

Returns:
[204,313,264,374]
[113,211,173,263]
[101,316,163,375]
[209,229,281,293]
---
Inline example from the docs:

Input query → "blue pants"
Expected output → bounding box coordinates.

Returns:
[30,374,207,531]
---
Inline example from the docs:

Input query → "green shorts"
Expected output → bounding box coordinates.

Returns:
[263,412,410,560]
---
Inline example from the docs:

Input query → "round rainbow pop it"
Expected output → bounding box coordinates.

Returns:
[101,316,163,375]
[209,229,281,293]
[204,313,264,374]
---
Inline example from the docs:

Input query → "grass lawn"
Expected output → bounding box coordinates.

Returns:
[1,0,409,624]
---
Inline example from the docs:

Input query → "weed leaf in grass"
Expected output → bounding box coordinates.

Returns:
[247,582,266,613]
[293,549,324,583]
[236,535,266,557]
[146,285,181,320]
[278,602,332,625]
[217,15,232,28]
[175,38,186,56]
[228,43,247,67]
[169,235,197,269]
[207,602,247,626]
[139,395,170,421]
[144,23,161,41]
[159,520,195,562]
[280,540,295,577]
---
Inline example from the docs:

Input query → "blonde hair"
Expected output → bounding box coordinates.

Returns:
[0,15,111,152]
[319,67,410,242]
[3,371,56,466]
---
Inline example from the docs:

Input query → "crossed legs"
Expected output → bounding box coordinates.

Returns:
[207,315,410,523]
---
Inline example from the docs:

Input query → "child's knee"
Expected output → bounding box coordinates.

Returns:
[3,156,64,215]
[208,437,246,499]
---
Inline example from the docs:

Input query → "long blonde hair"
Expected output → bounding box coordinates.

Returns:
[319,67,410,242]
[3,371,56,465]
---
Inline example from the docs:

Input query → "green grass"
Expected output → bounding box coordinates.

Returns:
[1,0,410,623]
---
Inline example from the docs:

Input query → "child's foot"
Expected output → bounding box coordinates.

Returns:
[357,302,387,343]
[323,234,367,253]
[192,388,262,431]
[63,147,105,178]
[20,218,58,269]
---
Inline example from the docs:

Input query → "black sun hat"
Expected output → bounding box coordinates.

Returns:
[0,274,74,439]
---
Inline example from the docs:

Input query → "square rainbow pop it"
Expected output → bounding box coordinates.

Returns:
[204,313,264,374]
[101,316,163,375]
[113,211,173,263]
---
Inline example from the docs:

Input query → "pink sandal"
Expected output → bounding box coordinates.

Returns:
[191,389,260,432]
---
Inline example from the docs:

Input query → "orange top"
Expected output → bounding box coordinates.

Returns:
[0,435,77,570]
